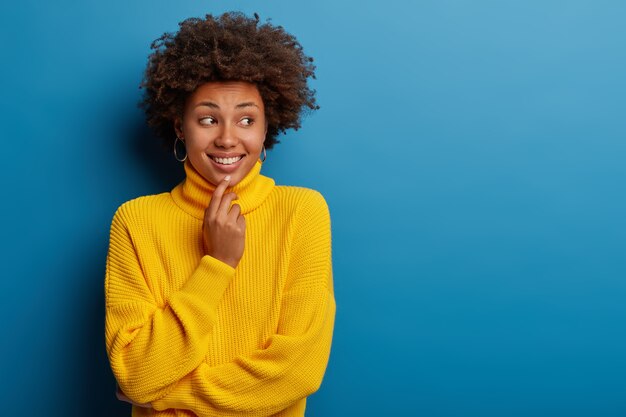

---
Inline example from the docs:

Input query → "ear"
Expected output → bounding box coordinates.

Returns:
[174,117,184,139]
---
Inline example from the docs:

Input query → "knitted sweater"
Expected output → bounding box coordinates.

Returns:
[104,158,335,417]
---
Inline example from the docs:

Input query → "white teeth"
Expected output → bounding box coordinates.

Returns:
[211,155,243,165]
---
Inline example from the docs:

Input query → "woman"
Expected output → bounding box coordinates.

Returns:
[104,11,336,417]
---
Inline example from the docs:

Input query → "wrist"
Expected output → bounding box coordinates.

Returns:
[207,252,238,269]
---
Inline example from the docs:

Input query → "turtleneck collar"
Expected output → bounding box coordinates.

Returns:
[171,158,275,220]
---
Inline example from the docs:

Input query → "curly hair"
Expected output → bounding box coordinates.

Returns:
[138,11,319,150]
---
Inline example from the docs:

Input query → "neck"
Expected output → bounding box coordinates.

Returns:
[171,159,275,219]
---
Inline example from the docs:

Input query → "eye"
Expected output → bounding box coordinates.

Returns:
[199,116,216,125]
[240,117,254,126]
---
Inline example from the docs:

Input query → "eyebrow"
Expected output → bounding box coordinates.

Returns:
[194,101,259,109]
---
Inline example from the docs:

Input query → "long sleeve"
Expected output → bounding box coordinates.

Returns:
[151,190,336,417]
[104,203,236,405]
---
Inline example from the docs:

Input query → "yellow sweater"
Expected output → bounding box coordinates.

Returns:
[104,158,335,417]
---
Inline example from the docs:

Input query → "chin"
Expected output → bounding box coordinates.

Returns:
[209,169,246,187]
[225,173,243,186]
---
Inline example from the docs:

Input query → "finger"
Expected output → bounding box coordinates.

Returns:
[237,215,246,231]
[217,192,239,220]
[227,203,241,223]
[116,385,151,407]
[116,391,130,402]
[207,175,231,218]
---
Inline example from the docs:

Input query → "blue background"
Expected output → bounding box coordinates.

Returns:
[1,0,625,415]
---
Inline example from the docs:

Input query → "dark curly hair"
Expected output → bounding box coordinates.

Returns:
[138,11,319,150]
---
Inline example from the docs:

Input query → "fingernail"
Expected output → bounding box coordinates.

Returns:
[224,175,231,181]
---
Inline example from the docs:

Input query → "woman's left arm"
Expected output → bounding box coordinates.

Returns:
[151,190,336,417]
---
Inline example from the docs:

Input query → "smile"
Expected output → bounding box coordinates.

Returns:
[209,155,244,165]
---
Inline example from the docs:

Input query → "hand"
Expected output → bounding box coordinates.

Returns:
[116,384,152,408]
[203,175,246,269]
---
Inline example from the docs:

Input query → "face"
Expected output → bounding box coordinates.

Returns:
[174,81,267,187]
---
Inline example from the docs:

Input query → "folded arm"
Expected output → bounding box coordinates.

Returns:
[151,190,336,417]
[104,204,235,405]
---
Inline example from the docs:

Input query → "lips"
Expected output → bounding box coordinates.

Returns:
[209,155,244,165]
[207,154,246,173]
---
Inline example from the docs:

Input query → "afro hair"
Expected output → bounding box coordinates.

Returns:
[138,11,319,150]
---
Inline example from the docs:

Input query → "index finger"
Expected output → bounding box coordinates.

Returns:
[207,175,231,217]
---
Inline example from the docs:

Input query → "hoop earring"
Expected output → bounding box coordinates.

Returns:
[174,137,187,162]
[260,145,267,162]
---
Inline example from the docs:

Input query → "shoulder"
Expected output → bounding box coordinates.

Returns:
[271,186,331,230]
[110,192,172,228]
[271,185,330,214]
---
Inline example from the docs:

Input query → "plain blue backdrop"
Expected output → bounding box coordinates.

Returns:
[1,0,625,416]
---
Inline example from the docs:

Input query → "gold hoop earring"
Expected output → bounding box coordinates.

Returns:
[174,137,187,162]
[260,145,267,162]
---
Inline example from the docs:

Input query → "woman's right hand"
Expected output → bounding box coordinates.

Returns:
[116,384,152,408]
[203,175,246,269]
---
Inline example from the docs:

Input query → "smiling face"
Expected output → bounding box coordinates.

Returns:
[174,81,268,187]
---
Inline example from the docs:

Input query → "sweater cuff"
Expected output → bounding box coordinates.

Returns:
[168,255,236,336]
[181,255,235,298]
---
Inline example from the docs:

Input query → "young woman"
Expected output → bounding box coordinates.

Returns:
[104,11,335,417]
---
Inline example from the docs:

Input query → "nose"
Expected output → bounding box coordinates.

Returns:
[214,122,238,148]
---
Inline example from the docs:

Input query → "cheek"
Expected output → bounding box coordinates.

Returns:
[249,143,264,155]
[184,131,211,151]
[185,140,204,154]
[243,133,265,153]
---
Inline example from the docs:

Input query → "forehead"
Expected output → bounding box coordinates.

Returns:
[187,81,263,108]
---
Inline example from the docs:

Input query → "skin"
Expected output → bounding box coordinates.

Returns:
[174,80,268,188]
[116,81,267,408]
[174,81,267,269]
